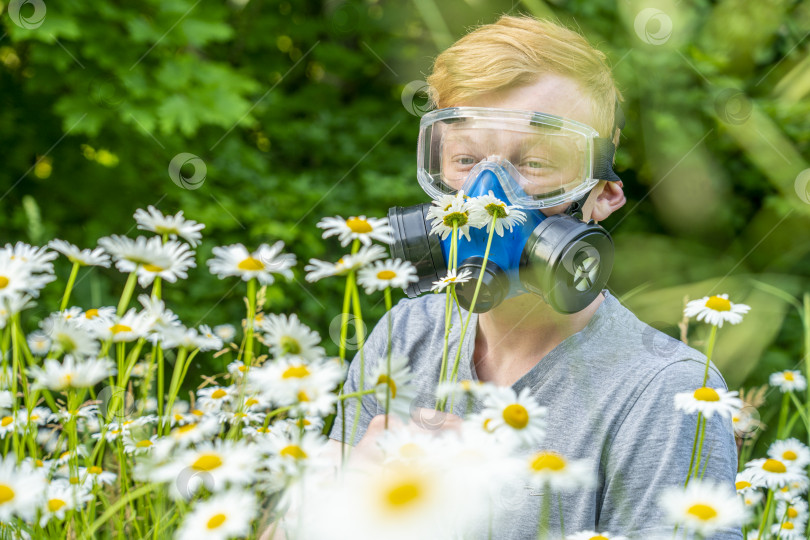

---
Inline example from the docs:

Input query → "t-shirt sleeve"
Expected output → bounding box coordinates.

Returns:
[328,307,391,446]
[597,359,743,540]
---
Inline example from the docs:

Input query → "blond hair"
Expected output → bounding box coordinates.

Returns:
[427,15,623,139]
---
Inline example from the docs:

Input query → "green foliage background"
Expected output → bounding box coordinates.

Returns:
[1,0,809,443]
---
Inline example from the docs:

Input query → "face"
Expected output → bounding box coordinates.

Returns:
[450,74,602,216]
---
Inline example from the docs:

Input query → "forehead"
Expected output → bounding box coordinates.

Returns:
[454,74,599,132]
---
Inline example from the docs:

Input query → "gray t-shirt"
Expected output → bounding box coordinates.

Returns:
[330,290,742,540]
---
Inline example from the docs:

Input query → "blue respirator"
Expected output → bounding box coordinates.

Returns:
[387,106,624,314]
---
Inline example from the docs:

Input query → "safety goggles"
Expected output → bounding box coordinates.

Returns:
[416,107,621,209]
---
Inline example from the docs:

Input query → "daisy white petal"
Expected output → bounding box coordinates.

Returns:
[317,215,394,246]
[357,259,418,294]
[431,268,472,292]
[48,239,111,267]
[467,191,528,237]
[175,490,258,540]
[658,479,748,536]
[673,386,743,419]
[207,242,295,285]
[768,438,810,469]
[133,205,205,247]
[769,370,807,393]
[683,294,750,327]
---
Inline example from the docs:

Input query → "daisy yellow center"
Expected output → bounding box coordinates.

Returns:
[485,202,508,219]
[238,365,248,372]
[211,389,227,399]
[376,374,397,399]
[282,365,310,379]
[783,450,798,460]
[530,452,566,472]
[88,466,103,475]
[346,217,373,233]
[502,404,529,429]
[245,398,259,407]
[762,459,787,473]
[177,424,197,434]
[206,513,227,530]
[0,484,15,503]
[192,453,223,471]
[399,443,425,459]
[296,390,310,402]
[784,372,795,381]
[143,263,163,272]
[686,503,717,521]
[1,417,13,427]
[85,308,99,319]
[377,270,397,280]
[69,477,79,484]
[782,522,795,530]
[705,296,731,311]
[35,460,43,467]
[482,418,494,432]
[442,211,468,227]
[280,445,307,460]
[0,276,9,289]
[192,409,204,416]
[110,324,132,334]
[693,387,720,402]
[174,414,184,421]
[386,481,421,508]
[735,481,751,490]
[237,257,265,271]
[460,380,473,391]
[788,507,799,518]
[48,499,67,512]
[135,440,153,448]
[589,536,610,540]
[280,336,301,355]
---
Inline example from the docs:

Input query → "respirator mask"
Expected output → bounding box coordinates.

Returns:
[388,106,625,314]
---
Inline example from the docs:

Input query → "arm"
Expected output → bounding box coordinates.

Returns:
[597,359,743,539]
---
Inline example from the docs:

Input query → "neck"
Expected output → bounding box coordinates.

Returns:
[472,291,605,386]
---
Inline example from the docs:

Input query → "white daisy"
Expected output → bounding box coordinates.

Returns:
[47,240,111,267]
[744,457,807,490]
[122,434,159,455]
[133,205,205,247]
[769,370,807,393]
[770,519,806,539]
[0,293,36,327]
[175,490,258,540]
[150,440,258,498]
[426,191,484,241]
[658,479,748,536]
[160,325,222,351]
[768,438,810,469]
[40,316,99,357]
[29,355,115,391]
[196,386,236,412]
[27,330,51,355]
[207,242,295,285]
[39,480,93,527]
[247,356,343,410]
[526,450,595,492]
[775,498,808,532]
[431,268,472,292]
[735,468,758,495]
[740,489,763,508]
[467,191,527,237]
[436,379,492,402]
[683,294,751,328]
[91,308,152,342]
[169,417,221,447]
[566,531,629,540]
[214,323,236,342]
[262,430,329,480]
[317,215,394,247]
[1,241,58,273]
[478,386,547,448]
[0,257,54,301]
[775,476,810,501]
[99,235,195,286]
[259,313,325,360]
[371,355,416,423]
[357,259,418,294]
[79,465,117,487]
[0,455,47,522]
[673,386,743,419]
[304,244,387,282]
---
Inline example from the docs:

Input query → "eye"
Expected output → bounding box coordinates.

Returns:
[454,155,477,166]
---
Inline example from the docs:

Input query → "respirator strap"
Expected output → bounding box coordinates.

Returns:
[593,138,622,183]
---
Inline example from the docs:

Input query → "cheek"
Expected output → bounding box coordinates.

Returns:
[539,202,570,217]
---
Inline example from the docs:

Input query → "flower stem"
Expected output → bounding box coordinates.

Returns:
[348,276,366,447]
[756,489,773,540]
[684,412,703,487]
[116,271,138,317]
[244,278,257,367]
[384,287,393,429]
[777,391,791,438]
[435,226,458,409]
[60,262,80,311]
[701,324,718,386]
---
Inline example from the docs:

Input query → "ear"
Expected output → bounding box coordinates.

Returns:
[585,180,626,222]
